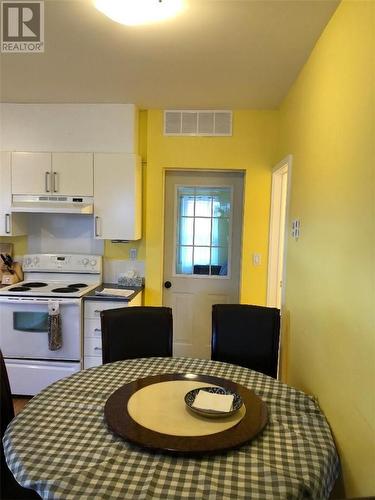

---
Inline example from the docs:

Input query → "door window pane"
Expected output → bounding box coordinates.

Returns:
[211,247,228,275]
[178,217,194,245]
[195,196,212,217]
[193,246,210,265]
[179,188,195,216]
[213,190,231,217]
[194,218,211,246]
[211,218,229,246]
[176,246,193,274]
[176,186,231,276]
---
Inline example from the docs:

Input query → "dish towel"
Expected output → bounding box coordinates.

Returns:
[48,302,62,351]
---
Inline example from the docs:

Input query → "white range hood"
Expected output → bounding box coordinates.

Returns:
[11,195,94,214]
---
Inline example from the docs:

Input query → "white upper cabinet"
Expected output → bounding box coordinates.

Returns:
[94,153,142,240]
[52,153,93,196]
[11,152,93,196]
[0,152,26,236]
[1,104,137,153]
[11,153,51,195]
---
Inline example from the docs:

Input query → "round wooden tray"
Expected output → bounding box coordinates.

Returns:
[104,373,268,454]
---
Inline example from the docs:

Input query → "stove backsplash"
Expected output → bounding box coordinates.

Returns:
[26,213,104,255]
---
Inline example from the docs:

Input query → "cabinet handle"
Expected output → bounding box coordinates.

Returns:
[5,213,11,234]
[94,347,102,351]
[53,172,58,192]
[94,328,101,332]
[45,171,50,192]
[95,216,101,237]
[94,310,101,313]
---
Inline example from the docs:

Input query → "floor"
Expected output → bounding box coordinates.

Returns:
[13,397,31,415]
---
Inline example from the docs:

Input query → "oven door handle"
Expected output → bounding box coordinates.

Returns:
[0,298,80,305]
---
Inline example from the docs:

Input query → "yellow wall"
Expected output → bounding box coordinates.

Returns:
[278,1,375,496]
[0,235,27,256]
[143,109,279,305]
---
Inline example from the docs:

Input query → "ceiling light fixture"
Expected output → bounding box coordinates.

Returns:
[94,0,186,26]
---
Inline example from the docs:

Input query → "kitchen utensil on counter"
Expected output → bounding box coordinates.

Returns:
[1,254,14,274]
[1,273,19,285]
[0,254,23,284]
[0,245,14,284]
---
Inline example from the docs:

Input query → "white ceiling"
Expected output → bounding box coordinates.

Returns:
[0,0,340,109]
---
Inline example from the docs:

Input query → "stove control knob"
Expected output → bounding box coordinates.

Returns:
[33,257,40,265]
[82,258,89,266]
[90,259,97,267]
[24,257,32,266]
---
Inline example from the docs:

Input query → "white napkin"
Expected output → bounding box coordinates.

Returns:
[192,390,234,412]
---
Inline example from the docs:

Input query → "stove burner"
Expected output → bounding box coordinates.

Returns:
[68,283,87,288]
[51,287,79,293]
[23,282,48,288]
[9,286,31,292]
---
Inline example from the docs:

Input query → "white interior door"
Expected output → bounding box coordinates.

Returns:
[267,156,291,308]
[163,170,244,359]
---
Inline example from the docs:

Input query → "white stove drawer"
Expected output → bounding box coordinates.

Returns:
[84,319,102,338]
[84,337,102,358]
[5,359,80,396]
[84,300,126,319]
[84,356,102,369]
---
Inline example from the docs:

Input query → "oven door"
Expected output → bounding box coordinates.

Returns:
[0,297,81,360]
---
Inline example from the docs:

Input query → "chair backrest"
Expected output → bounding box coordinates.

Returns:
[1,350,40,499]
[211,304,280,378]
[100,306,173,364]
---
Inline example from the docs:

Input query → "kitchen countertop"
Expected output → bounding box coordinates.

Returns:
[84,283,144,302]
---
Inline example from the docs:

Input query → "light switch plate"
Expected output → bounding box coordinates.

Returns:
[291,219,301,239]
[252,253,261,266]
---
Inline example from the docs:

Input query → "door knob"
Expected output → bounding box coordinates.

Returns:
[164,281,172,289]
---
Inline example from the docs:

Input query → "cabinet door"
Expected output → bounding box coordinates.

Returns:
[52,153,93,196]
[0,152,26,236]
[11,152,52,195]
[94,153,142,240]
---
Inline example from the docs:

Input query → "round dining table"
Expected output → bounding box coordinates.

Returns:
[3,357,339,499]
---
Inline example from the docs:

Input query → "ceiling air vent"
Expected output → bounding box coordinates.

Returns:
[164,110,232,136]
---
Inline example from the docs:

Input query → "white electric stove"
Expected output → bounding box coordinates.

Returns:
[0,254,102,396]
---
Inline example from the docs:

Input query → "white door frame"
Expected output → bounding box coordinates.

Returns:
[267,155,292,308]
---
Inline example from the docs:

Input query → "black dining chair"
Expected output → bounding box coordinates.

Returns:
[211,304,281,378]
[1,350,40,499]
[100,306,173,364]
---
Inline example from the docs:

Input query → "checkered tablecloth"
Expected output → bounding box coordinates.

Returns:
[3,358,339,499]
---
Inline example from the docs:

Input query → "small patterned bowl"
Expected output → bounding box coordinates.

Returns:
[184,386,243,418]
